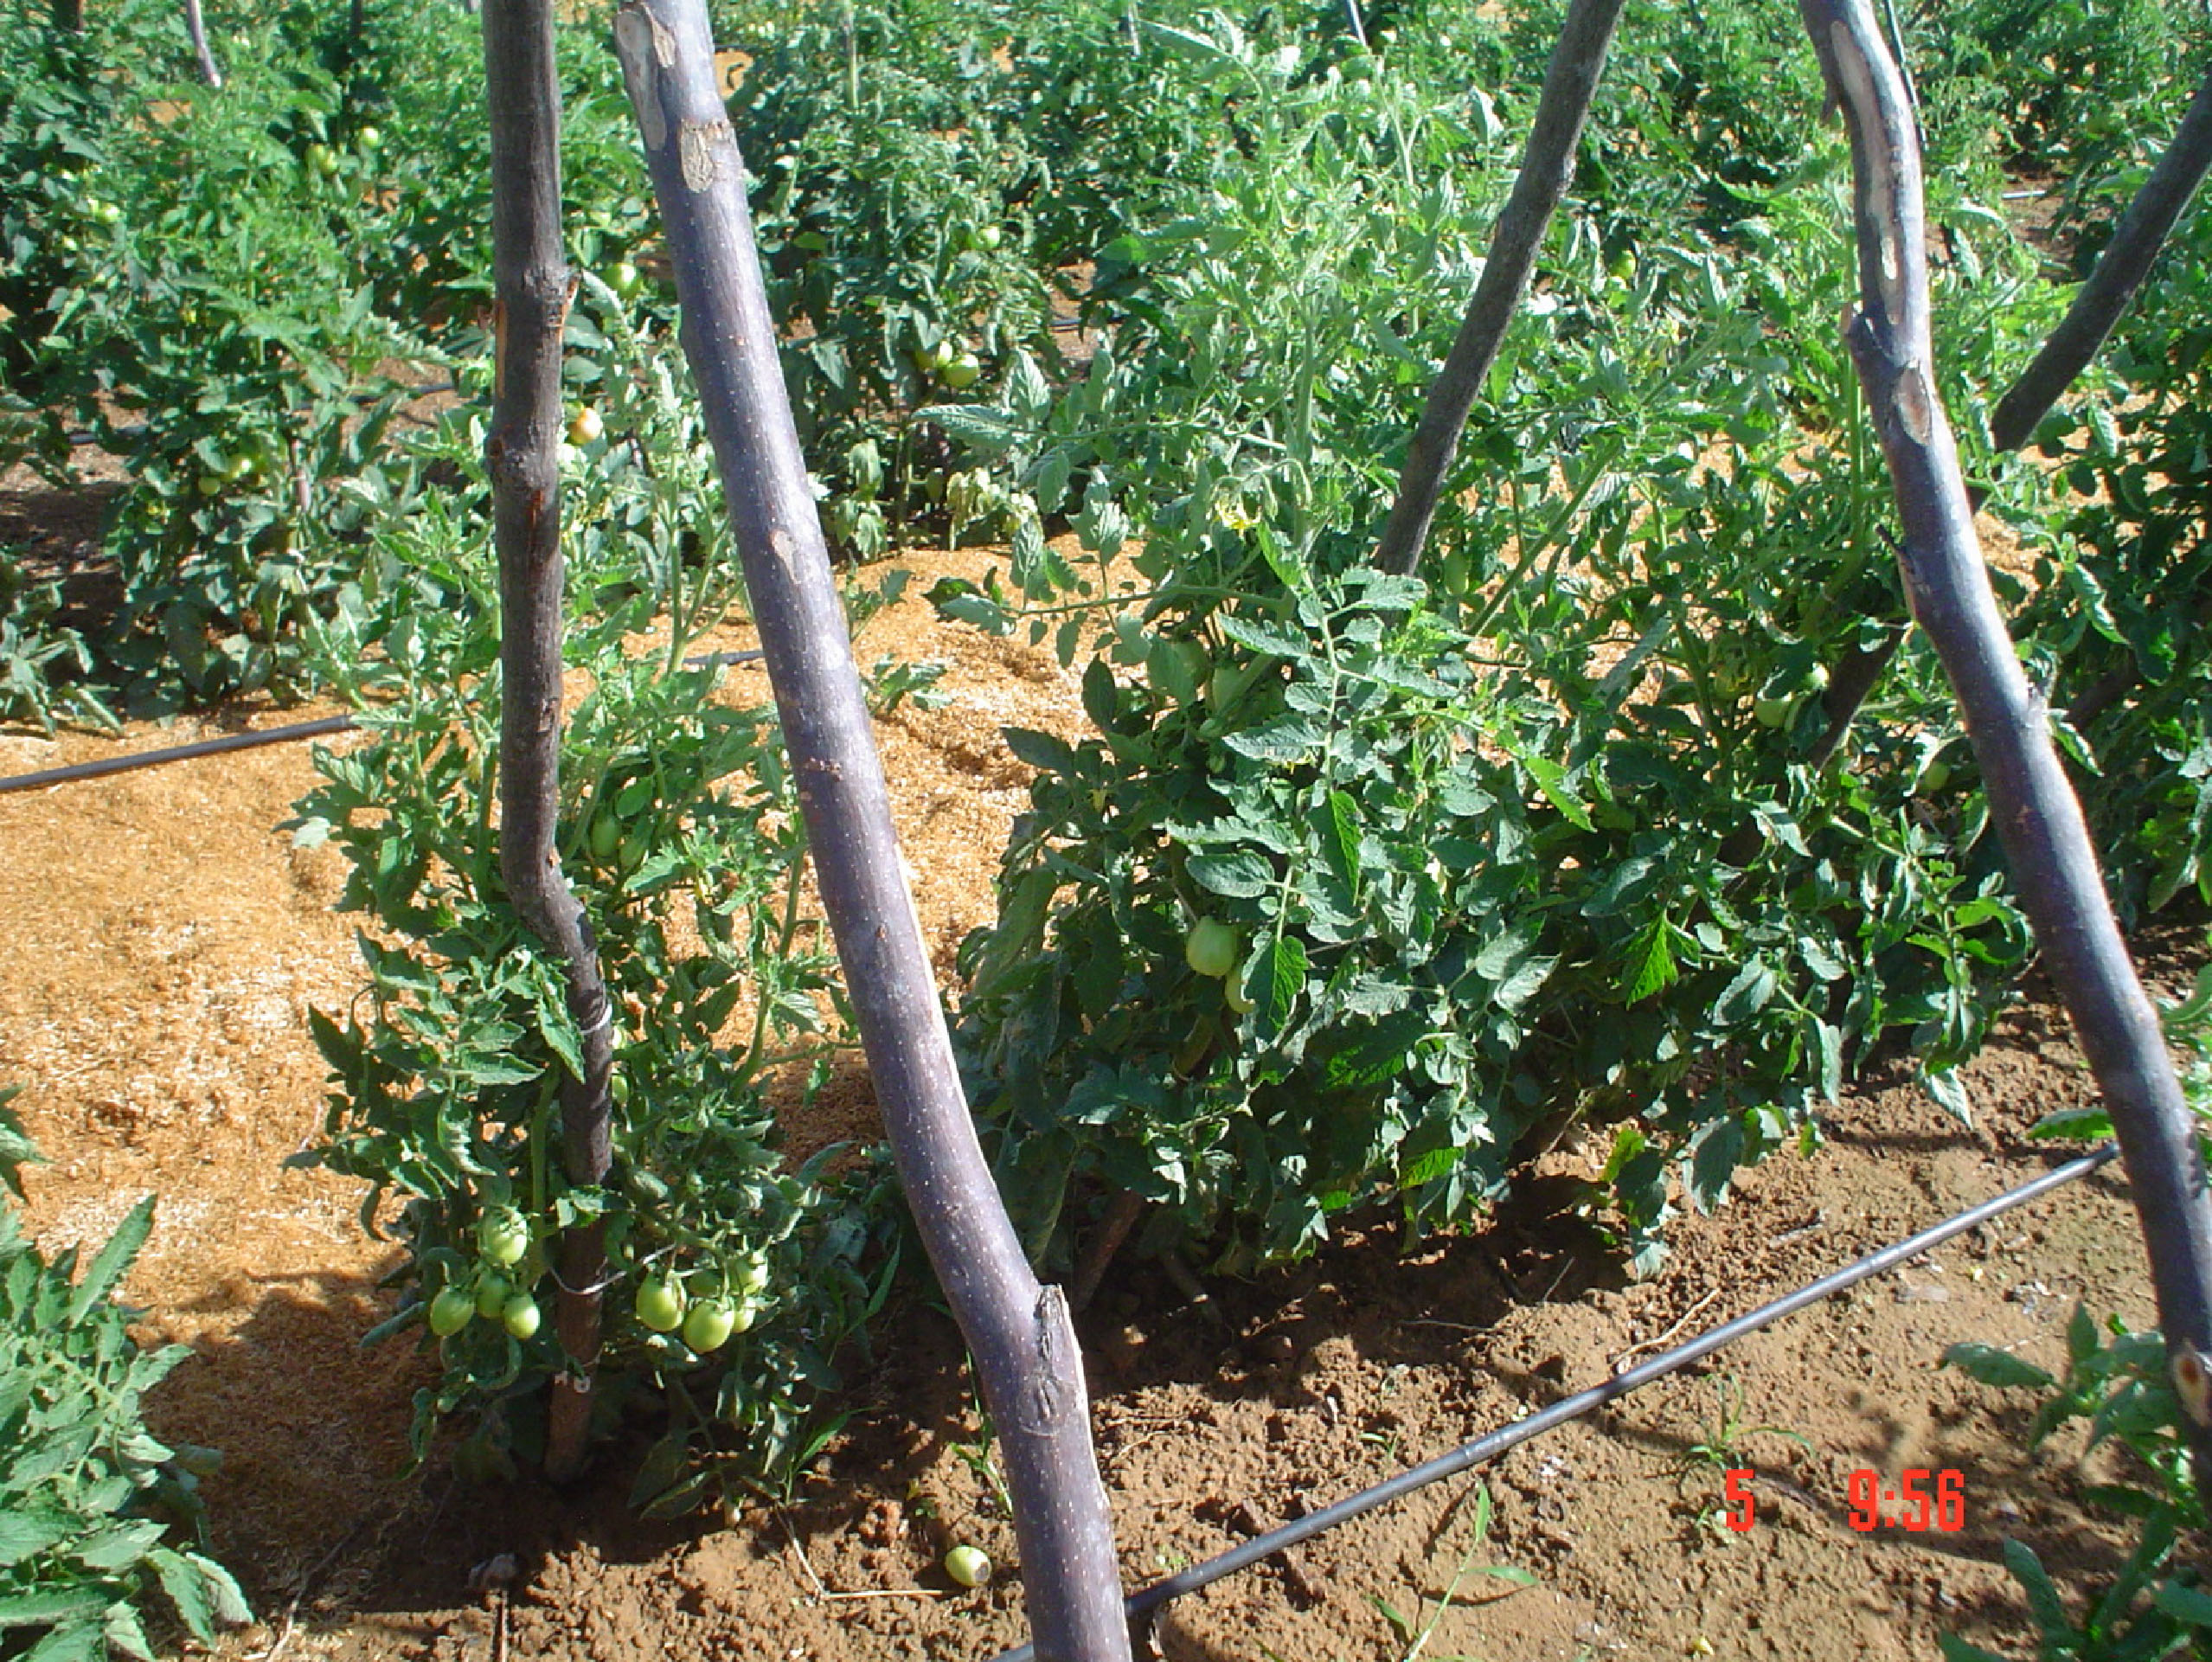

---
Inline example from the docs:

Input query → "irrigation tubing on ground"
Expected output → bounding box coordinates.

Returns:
[0,715,359,795]
[987,1141,2122,1662]
[0,651,772,798]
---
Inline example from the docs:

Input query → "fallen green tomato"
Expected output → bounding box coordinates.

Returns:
[944,1545,991,1588]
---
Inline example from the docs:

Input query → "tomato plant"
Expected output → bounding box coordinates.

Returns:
[0,1095,250,1658]
[290,302,897,1509]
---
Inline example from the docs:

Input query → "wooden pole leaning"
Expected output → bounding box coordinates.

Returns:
[1801,0,2212,1484]
[611,6,1133,1656]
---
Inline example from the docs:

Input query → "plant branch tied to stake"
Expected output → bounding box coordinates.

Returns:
[1800,0,2212,1480]
[1371,0,1625,579]
[480,0,617,1486]
[610,5,1132,1658]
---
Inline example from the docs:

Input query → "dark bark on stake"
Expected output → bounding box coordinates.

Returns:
[609,5,1132,1657]
[480,0,617,1486]
[183,0,221,87]
[1806,61,2212,761]
[1800,0,2212,1478]
[1370,0,1626,577]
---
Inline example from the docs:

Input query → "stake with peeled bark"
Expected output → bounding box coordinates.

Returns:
[1800,0,2212,1480]
[1805,60,2212,764]
[1371,0,1626,578]
[183,0,221,87]
[480,0,617,1485]
[610,7,1131,1657]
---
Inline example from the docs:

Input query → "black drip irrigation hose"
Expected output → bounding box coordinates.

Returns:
[0,651,770,798]
[0,715,358,795]
[988,1141,2122,1662]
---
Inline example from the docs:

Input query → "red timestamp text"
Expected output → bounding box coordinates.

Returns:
[1713,1467,1965,1532]
[1847,1466,1965,1531]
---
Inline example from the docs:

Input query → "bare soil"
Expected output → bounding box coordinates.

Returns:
[0,542,2202,1662]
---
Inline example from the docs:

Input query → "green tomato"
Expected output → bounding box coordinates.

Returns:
[683,1298,737,1353]
[1919,759,1953,793]
[89,199,121,227]
[939,351,983,390]
[734,1253,770,1296]
[972,223,1003,251]
[617,830,650,876]
[474,1274,511,1319]
[587,814,620,861]
[1184,918,1241,979]
[502,1294,542,1341]
[478,1210,529,1267]
[223,452,254,483]
[1224,973,1255,1014]
[635,1274,686,1333]
[196,473,227,497]
[1753,695,1792,728]
[567,406,605,445]
[355,125,381,151]
[607,260,644,298]
[427,1287,475,1337]
[944,1545,992,1588]
[305,143,337,178]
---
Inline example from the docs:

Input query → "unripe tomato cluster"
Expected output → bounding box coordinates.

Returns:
[427,1202,776,1362]
[911,337,984,389]
[632,1250,770,1353]
[194,446,271,500]
[425,1208,548,1342]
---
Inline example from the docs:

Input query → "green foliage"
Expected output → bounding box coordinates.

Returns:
[2011,198,2212,921]
[935,14,2056,1272]
[0,1095,249,1661]
[1943,959,2212,1659]
[0,0,658,716]
[0,549,109,735]
[1943,1303,2208,1661]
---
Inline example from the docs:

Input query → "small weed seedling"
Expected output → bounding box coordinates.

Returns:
[1669,1376,1814,1539]
[1371,1486,1537,1662]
